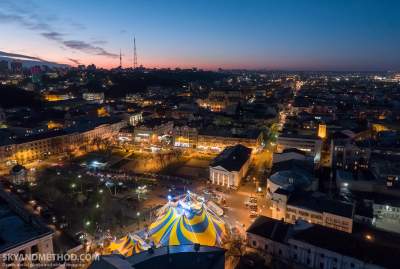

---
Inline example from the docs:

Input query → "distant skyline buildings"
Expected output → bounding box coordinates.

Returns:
[0,0,399,71]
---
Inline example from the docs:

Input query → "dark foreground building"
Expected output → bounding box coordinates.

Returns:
[89,244,225,269]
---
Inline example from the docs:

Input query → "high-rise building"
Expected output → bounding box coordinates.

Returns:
[0,60,8,73]
[30,65,42,83]
[10,61,23,74]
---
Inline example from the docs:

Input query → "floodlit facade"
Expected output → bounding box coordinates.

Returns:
[209,144,252,188]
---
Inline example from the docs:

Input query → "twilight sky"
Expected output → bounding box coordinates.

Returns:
[0,0,399,70]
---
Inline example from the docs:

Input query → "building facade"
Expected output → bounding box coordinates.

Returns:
[247,216,395,269]
[209,144,252,188]
[270,190,354,233]
[0,188,55,269]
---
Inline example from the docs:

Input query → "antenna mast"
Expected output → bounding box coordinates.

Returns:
[133,36,138,69]
[119,49,122,68]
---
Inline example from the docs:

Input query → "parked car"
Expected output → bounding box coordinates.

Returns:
[249,211,258,218]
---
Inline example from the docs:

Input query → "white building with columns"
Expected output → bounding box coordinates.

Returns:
[209,144,251,188]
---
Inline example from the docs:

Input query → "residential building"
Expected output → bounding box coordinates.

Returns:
[276,134,322,162]
[270,190,354,233]
[0,118,126,167]
[82,92,105,104]
[247,216,399,269]
[133,119,173,144]
[173,125,198,148]
[198,128,262,151]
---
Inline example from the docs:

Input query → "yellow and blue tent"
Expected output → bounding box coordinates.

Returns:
[107,235,149,256]
[148,200,226,247]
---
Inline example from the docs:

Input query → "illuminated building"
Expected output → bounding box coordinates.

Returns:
[196,90,240,113]
[44,93,73,102]
[82,92,105,104]
[276,134,322,163]
[97,107,109,117]
[371,123,389,134]
[129,112,143,126]
[197,129,263,151]
[133,120,173,144]
[173,125,198,148]
[209,144,251,188]
[10,164,28,185]
[270,190,354,233]
[247,216,398,269]
[317,123,327,139]
[47,121,63,130]
[330,131,370,171]
[0,118,126,167]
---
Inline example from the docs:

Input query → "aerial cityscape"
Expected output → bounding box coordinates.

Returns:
[0,1,400,269]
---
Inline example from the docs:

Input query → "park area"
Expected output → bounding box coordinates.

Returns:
[31,164,147,236]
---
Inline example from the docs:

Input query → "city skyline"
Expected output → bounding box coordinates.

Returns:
[1,0,400,71]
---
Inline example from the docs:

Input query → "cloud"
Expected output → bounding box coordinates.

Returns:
[0,11,50,31]
[0,2,117,59]
[92,40,108,45]
[63,40,118,58]
[70,22,86,30]
[41,31,64,41]
[0,50,44,61]
[67,58,81,65]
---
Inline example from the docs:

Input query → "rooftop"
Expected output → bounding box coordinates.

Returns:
[0,189,52,253]
[89,245,225,269]
[210,144,251,172]
[246,215,290,243]
[292,225,400,269]
[287,192,354,218]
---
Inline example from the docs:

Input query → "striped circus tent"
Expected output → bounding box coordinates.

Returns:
[148,199,226,247]
[107,235,149,256]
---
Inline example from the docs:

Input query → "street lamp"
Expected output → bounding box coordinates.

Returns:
[136,212,141,217]
[85,221,91,226]
[71,183,76,189]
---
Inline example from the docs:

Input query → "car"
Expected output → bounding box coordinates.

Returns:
[58,222,68,229]
[16,188,25,194]
[230,186,238,191]
[75,232,88,242]
[249,197,257,203]
[249,211,258,218]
